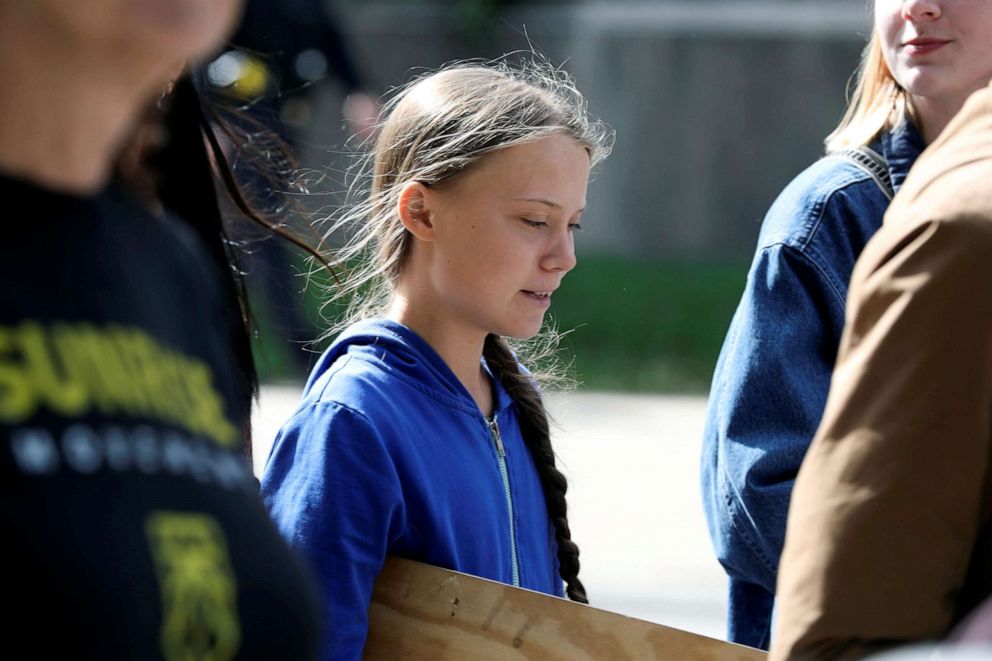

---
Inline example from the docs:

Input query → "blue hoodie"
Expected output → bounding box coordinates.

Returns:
[261,319,563,660]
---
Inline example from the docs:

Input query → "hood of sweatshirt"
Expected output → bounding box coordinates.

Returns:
[302,318,514,417]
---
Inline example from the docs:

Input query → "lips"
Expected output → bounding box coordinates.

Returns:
[522,290,554,307]
[902,37,951,56]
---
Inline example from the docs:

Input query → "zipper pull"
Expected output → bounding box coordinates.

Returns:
[487,415,506,458]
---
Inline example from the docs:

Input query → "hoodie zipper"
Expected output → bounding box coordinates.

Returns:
[486,413,520,587]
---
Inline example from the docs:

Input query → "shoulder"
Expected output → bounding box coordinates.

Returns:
[878,91,992,268]
[917,161,992,227]
[757,155,888,252]
[891,85,992,219]
[300,341,462,433]
[279,393,381,448]
[860,202,992,293]
[889,160,992,235]
[850,200,992,342]
[303,351,405,423]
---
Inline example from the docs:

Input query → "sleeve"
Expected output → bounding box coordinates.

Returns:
[702,240,846,594]
[260,401,406,661]
[772,217,992,660]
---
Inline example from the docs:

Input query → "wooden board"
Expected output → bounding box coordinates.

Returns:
[366,557,766,660]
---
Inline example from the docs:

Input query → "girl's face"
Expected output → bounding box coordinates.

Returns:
[876,0,992,103]
[419,133,590,342]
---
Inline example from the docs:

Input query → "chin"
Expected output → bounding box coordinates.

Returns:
[500,322,544,341]
[898,72,945,98]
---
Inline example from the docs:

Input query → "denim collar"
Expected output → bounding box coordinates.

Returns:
[880,117,925,194]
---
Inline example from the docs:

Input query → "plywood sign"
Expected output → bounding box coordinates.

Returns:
[366,557,766,660]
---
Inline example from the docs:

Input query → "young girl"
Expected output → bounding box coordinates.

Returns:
[261,61,612,658]
[701,0,992,649]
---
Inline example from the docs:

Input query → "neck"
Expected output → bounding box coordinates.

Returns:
[0,9,179,193]
[912,93,971,144]
[387,292,493,415]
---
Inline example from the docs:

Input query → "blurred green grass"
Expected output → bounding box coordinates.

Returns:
[549,257,746,392]
[251,256,748,394]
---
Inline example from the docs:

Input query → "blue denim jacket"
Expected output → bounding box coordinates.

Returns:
[700,121,924,650]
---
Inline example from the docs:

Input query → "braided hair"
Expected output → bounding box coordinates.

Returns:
[483,334,587,603]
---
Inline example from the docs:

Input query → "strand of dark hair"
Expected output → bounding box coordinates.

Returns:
[143,74,338,458]
[197,93,340,283]
[482,334,587,603]
[148,75,258,458]
[196,86,343,457]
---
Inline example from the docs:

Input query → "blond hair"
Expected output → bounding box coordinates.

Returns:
[320,60,611,326]
[825,30,914,152]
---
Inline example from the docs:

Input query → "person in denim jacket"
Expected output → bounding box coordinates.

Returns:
[701,0,992,649]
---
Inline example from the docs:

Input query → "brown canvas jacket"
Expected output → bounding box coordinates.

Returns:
[771,81,992,661]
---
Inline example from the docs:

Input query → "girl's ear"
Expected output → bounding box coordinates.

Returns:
[397,181,435,241]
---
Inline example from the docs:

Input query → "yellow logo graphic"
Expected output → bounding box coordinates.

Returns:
[146,512,241,661]
[0,322,237,446]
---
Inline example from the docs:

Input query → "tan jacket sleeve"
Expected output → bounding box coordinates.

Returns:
[770,186,992,658]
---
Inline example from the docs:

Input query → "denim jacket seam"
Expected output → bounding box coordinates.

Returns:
[751,241,846,311]
[793,243,847,310]
[721,471,780,579]
[708,318,777,578]
[756,166,870,255]
[795,165,872,253]
[712,315,780,581]
[789,172,875,308]
[800,176,877,308]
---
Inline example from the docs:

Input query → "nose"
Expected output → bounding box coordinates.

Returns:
[902,0,941,21]
[541,227,577,274]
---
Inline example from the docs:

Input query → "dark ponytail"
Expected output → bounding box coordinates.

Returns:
[482,334,587,604]
[151,75,257,456]
[143,73,335,457]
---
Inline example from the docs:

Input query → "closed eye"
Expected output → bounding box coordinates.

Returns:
[569,222,583,232]
[522,218,548,229]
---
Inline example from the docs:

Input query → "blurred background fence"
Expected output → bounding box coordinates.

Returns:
[241,0,872,392]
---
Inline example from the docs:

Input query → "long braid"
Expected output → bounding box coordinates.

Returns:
[483,334,588,604]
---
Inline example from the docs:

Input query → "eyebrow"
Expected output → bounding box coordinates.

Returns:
[515,197,586,213]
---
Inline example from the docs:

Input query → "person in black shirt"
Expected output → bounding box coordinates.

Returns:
[0,2,321,658]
